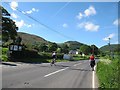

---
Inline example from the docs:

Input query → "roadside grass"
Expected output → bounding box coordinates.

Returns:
[1,48,9,62]
[73,54,89,60]
[96,57,119,89]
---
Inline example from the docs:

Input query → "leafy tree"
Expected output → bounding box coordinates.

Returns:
[80,45,92,55]
[1,6,18,43]
[39,43,48,52]
[57,47,62,53]
[15,36,22,45]
[61,44,69,54]
[48,43,58,52]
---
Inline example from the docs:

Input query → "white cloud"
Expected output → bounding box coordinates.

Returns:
[76,6,96,20]
[11,13,18,18]
[14,20,33,28]
[24,24,32,28]
[85,22,99,31]
[63,23,68,28]
[84,6,96,17]
[22,8,39,14]
[103,33,115,41]
[77,22,99,32]
[32,8,39,12]
[10,1,18,10]
[113,19,118,26]
[113,19,120,26]
[14,20,25,28]
[76,12,83,20]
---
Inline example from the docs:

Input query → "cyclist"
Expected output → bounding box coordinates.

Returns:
[51,51,56,66]
[89,54,95,71]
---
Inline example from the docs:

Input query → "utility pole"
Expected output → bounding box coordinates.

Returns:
[108,38,111,59]
[92,45,94,55]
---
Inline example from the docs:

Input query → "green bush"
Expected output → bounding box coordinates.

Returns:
[56,53,64,59]
[1,48,9,62]
[1,55,8,62]
[2,48,8,55]
[40,52,64,59]
[97,58,119,88]
[23,50,39,58]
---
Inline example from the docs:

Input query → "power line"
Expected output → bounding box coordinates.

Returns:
[51,0,72,18]
[3,2,75,41]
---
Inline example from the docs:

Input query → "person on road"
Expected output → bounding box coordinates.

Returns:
[89,54,95,71]
[51,51,56,66]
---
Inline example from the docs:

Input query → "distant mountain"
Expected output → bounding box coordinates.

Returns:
[18,32,90,50]
[18,32,50,45]
[100,44,120,52]
[64,41,84,50]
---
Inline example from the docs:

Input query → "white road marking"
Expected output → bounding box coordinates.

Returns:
[44,67,69,77]
[92,65,96,88]
[73,63,81,66]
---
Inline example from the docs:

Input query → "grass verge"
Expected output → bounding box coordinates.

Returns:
[96,58,119,89]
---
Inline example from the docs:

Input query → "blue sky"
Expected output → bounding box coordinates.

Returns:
[2,1,118,48]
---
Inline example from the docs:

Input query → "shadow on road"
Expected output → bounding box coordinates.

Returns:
[69,68,91,71]
[2,62,17,66]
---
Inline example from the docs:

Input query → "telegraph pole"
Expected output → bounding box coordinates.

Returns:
[92,45,94,55]
[108,38,111,59]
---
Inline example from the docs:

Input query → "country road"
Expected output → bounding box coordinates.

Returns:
[2,60,99,88]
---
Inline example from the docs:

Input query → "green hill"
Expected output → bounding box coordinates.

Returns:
[58,41,84,50]
[18,32,50,45]
[18,32,92,50]
[64,41,84,50]
[100,44,120,52]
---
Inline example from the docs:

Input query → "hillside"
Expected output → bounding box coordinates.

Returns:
[100,44,120,52]
[18,32,50,45]
[64,41,84,50]
[18,32,90,50]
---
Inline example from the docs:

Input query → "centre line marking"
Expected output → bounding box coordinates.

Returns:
[44,67,69,77]
[73,63,81,66]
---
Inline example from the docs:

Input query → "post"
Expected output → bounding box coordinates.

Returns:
[92,45,94,55]
[108,38,111,59]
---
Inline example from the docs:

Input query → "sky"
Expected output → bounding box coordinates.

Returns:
[1,1,119,48]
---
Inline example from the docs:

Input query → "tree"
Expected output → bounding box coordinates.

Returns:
[48,43,58,52]
[61,44,69,54]
[39,43,48,52]
[80,45,92,55]
[91,45,99,55]
[15,36,22,45]
[57,47,62,53]
[1,6,18,43]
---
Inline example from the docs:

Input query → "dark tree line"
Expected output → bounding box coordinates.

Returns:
[1,6,18,44]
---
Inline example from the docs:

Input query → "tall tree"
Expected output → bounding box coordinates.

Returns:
[61,44,69,54]
[1,6,18,43]
[80,45,92,55]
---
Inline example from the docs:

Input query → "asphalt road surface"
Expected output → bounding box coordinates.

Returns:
[2,60,99,88]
